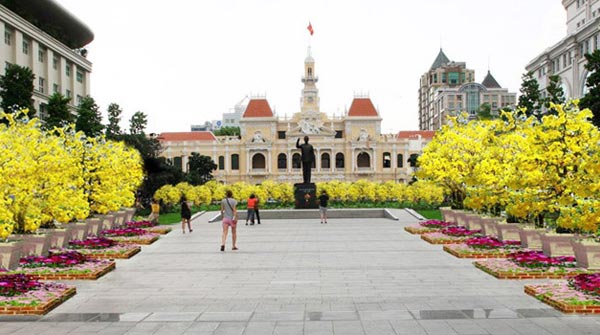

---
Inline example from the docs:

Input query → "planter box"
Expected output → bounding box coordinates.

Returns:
[496,222,521,242]
[571,239,600,269]
[47,226,75,249]
[101,214,116,230]
[541,233,576,257]
[0,240,22,270]
[453,211,468,227]
[13,233,52,257]
[148,226,172,235]
[465,214,484,231]
[525,284,600,314]
[473,260,586,279]
[123,207,136,223]
[519,228,544,249]
[480,218,500,237]
[443,244,513,259]
[439,207,454,223]
[110,235,159,245]
[15,261,116,280]
[86,218,102,237]
[0,286,76,315]
[70,221,90,241]
[114,210,127,227]
[81,246,141,259]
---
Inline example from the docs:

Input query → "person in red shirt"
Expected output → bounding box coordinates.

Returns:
[246,194,257,225]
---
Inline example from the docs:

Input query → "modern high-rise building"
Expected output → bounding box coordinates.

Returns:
[0,0,93,117]
[526,0,600,99]
[418,49,516,130]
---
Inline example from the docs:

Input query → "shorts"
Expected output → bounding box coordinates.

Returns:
[319,206,327,214]
[223,217,237,227]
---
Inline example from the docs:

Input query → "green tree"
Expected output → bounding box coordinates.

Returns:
[75,96,104,137]
[0,63,35,116]
[187,152,216,185]
[544,75,566,112]
[213,126,240,136]
[580,50,600,127]
[105,103,123,139]
[129,111,148,135]
[517,71,542,118]
[43,93,72,130]
[477,103,495,120]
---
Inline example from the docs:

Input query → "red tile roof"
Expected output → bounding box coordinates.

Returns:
[157,132,217,142]
[397,131,436,139]
[348,98,378,117]
[243,99,273,118]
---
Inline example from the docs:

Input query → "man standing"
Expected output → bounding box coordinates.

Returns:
[296,136,315,184]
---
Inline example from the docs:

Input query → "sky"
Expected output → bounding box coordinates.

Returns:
[55,0,566,135]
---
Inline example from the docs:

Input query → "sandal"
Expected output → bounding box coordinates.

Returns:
[232,247,238,250]
[220,245,225,252]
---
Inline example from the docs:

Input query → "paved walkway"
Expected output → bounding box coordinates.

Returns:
[2,210,600,334]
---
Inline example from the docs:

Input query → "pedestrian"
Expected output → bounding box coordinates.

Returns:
[319,190,329,224]
[147,198,160,224]
[254,196,261,225]
[246,194,256,225]
[181,196,192,233]
[220,190,239,251]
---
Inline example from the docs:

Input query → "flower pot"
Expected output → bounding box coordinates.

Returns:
[465,213,483,231]
[114,210,128,227]
[439,207,454,223]
[480,218,500,237]
[101,214,116,230]
[496,222,521,242]
[12,233,52,257]
[0,240,22,270]
[571,239,600,269]
[86,218,103,236]
[46,225,76,248]
[71,221,90,241]
[453,211,468,227]
[123,207,136,223]
[541,233,575,257]
[518,227,544,249]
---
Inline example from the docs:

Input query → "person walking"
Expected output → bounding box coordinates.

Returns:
[319,190,329,224]
[246,194,257,225]
[147,198,160,224]
[220,190,239,251]
[181,196,192,233]
[254,196,261,225]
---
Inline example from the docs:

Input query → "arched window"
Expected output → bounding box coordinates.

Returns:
[383,152,391,168]
[292,153,302,169]
[397,154,403,168]
[321,153,330,169]
[357,152,370,168]
[218,156,225,170]
[252,153,266,169]
[277,153,287,169]
[335,153,345,168]
[231,154,239,170]
[308,67,312,77]
[408,154,419,167]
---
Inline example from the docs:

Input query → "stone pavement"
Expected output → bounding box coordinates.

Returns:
[1,209,600,334]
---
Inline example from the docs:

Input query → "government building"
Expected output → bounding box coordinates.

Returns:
[526,0,600,99]
[158,50,434,184]
[0,0,93,116]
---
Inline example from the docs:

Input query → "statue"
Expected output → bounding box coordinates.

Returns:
[252,131,265,143]
[296,136,315,184]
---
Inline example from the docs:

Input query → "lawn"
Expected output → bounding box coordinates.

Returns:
[416,209,442,220]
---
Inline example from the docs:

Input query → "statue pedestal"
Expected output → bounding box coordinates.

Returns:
[294,183,318,209]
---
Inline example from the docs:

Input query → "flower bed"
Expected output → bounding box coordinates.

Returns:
[420,227,482,245]
[474,251,587,279]
[125,220,171,235]
[100,227,160,245]
[8,251,116,280]
[525,277,600,314]
[57,237,141,259]
[0,274,76,315]
[404,220,456,235]
[146,226,172,235]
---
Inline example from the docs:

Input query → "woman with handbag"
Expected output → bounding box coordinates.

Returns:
[220,190,239,251]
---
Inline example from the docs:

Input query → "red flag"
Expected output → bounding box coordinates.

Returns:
[307,22,314,36]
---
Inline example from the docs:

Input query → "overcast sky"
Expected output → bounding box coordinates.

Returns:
[55,0,565,134]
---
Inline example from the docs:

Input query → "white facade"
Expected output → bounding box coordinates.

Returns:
[526,0,600,99]
[0,4,92,118]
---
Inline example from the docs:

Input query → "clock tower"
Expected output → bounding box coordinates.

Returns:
[301,47,320,113]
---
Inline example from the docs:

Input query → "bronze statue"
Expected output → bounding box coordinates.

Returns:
[296,136,315,184]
